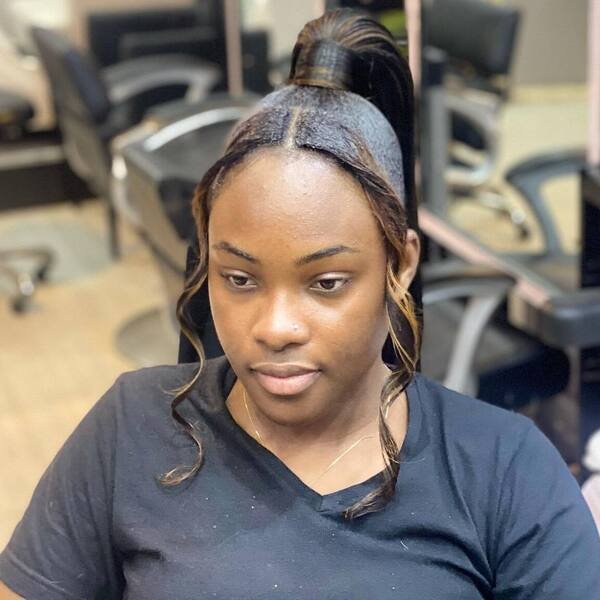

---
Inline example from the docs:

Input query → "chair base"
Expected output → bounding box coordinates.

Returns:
[453,186,530,239]
[0,248,53,313]
[115,306,179,367]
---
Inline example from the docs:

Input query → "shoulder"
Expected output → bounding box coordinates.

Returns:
[408,375,600,583]
[89,356,230,444]
[411,373,534,458]
[408,375,543,519]
[109,355,229,412]
[410,374,575,498]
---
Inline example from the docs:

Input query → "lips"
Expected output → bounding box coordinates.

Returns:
[251,363,321,396]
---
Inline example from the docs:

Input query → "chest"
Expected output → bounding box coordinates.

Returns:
[114,477,491,600]
[118,524,489,600]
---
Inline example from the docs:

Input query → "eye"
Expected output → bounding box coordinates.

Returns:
[311,277,349,293]
[222,273,256,290]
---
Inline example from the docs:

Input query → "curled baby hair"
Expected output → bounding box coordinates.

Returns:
[159,9,420,519]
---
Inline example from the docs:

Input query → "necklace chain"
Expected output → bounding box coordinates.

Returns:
[242,388,389,484]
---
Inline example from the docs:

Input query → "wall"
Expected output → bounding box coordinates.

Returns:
[501,0,588,85]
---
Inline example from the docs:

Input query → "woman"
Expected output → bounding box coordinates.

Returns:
[1,10,598,599]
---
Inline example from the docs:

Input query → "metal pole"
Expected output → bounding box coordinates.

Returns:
[313,0,326,17]
[406,0,422,92]
[578,0,600,471]
[420,46,449,217]
[588,0,600,166]
[224,0,244,97]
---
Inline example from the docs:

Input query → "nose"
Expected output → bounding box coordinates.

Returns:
[251,291,309,352]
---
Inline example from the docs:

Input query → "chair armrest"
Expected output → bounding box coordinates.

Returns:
[505,149,586,256]
[422,258,510,286]
[423,264,513,394]
[102,55,220,104]
[538,288,600,348]
[142,105,250,152]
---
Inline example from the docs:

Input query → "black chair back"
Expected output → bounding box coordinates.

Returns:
[424,0,520,81]
[31,27,113,197]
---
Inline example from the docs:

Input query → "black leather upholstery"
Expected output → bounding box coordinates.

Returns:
[87,7,197,68]
[424,0,520,78]
[32,28,111,124]
[0,90,34,126]
[31,26,114,200]
[31,26,219,258]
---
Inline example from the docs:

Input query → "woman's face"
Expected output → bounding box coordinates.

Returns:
[208,148,418,427]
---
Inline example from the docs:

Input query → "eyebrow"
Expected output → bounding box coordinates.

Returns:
[211,242,359,266]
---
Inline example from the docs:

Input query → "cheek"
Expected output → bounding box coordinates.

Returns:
[314,278,388,355]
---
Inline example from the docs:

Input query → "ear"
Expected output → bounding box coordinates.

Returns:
[398,229,420,290]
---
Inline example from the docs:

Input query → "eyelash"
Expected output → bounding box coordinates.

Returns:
[221,273,350,294]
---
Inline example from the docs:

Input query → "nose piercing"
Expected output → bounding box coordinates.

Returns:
[292,323,299,331]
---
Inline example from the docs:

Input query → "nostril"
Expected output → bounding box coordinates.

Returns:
[252,317,308,351]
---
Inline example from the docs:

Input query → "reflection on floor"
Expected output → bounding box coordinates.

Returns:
[0,86,589,549]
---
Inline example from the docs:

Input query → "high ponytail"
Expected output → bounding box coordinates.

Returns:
[290,9,416,215]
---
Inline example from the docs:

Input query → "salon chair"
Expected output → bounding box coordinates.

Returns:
[115,93,259,365]
[416,4,597,464]
[419,157,600,464]
[87,2,271,96]
[30,26,221,259]
[0,90,53,311]
[423,0,524,231]
[420,146,590,408]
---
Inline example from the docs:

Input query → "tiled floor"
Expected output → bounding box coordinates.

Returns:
[0,202,166,547]
[0,86,590,549]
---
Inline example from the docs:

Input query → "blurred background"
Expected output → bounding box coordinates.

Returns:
[1,0,599,546]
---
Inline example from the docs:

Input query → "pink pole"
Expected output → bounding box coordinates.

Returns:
[224,0,243,97]
[406,0,421,93]
[588,0,600,166]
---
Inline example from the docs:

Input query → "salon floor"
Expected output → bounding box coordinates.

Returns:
[0,86,589,548]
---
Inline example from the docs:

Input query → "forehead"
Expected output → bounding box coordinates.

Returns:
[208,148,381,247]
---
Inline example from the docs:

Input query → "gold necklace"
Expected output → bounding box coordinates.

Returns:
[242,388,390,484]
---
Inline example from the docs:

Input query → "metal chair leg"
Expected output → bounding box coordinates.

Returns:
[108,201,120,260]
[0,248,53,313]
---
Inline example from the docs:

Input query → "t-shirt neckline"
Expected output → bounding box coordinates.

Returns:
[211,357,423,514]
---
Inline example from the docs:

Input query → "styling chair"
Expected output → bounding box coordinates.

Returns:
[87,2,272,97]
[0,90,33,141]
[114,93,259,366]
[30,26,221,259]
[415,27,598,468]
[423,0,526,233]
[417,40,556,408]
[419,156,600,471]
[0,90,53,312]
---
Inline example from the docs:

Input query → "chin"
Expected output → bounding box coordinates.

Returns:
[253,385,333,427]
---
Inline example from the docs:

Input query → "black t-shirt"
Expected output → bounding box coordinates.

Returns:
[1,357,599,599]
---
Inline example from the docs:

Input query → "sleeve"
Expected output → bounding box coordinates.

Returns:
[0,378,126,600]
[491,421,600,599]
